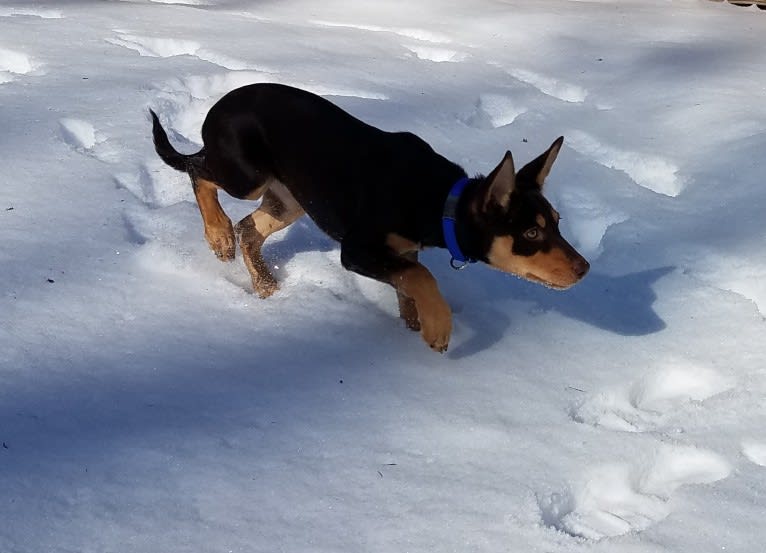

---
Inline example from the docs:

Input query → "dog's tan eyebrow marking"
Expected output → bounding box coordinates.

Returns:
[536,214,546,228]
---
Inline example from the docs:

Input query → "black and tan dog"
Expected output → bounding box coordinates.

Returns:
[151,83,589,352]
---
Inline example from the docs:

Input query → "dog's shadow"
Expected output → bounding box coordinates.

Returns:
[445,265,674,360]
[257,221,672,359]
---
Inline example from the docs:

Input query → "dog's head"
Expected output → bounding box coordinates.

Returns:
[470,137,589,289]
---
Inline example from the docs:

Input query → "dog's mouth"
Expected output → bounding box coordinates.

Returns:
[524,273,571,290]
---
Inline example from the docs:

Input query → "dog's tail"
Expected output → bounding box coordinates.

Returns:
[150,109,205,175]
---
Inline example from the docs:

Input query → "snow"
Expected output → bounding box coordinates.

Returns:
[1,1,765,552]
[542,444,732,541]
[0,46,34,82]
[59,118,103,151]
[742,440,766,467]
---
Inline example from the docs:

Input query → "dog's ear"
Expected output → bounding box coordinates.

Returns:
[482,150,516,210]
[516,136,564,189]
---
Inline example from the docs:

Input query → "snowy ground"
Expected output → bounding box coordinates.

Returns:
[1,1,766,551]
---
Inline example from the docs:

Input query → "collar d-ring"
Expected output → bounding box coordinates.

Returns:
[450,257,469,270]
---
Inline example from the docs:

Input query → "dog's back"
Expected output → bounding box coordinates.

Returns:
[201,83,464,240]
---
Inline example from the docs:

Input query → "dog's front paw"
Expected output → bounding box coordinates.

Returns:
[206,225,236,262]
[418,299,452,353]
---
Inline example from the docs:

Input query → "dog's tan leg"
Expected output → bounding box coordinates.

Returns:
[397,291,420,331]
[396,252,420,331]
[341,236,450,352]
[391,265,451,352]
[192,176,236,261]
[235,182,304,298]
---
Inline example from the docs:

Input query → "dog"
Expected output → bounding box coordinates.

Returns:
[150,83,589,352]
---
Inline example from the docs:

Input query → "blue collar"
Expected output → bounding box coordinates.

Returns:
[442,176,476,269]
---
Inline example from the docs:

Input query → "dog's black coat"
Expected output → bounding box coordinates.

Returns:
[152,83,589,351]
[158,84,465,249]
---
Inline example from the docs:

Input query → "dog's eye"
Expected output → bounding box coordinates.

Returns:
[524,228,542,241]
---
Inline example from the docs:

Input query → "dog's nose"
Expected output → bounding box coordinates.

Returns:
[574,257,590,279]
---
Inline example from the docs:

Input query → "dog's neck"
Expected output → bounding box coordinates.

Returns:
[442,177,484,266]
[424,175,486,263]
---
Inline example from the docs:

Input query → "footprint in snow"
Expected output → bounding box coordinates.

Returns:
[114,158,193,209]
[106,33,254,71]
[311,23,468,64]
[551,185,628,259]
[0,7,62,18]
[148,0,211,4]
[490,63,587,103]
[539,444,731,540]
[59,118,103,151]
[58,118,121,163]
[461,94,527,129]
[742,440,766,467]
[567,130,684,197]
[403,44,467,63]
[571,360,733,433]
[311,20,453,44]
[0,47,37,84]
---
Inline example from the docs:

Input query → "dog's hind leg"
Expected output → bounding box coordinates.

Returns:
[192,175,236,262]
[235,182,304,298]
